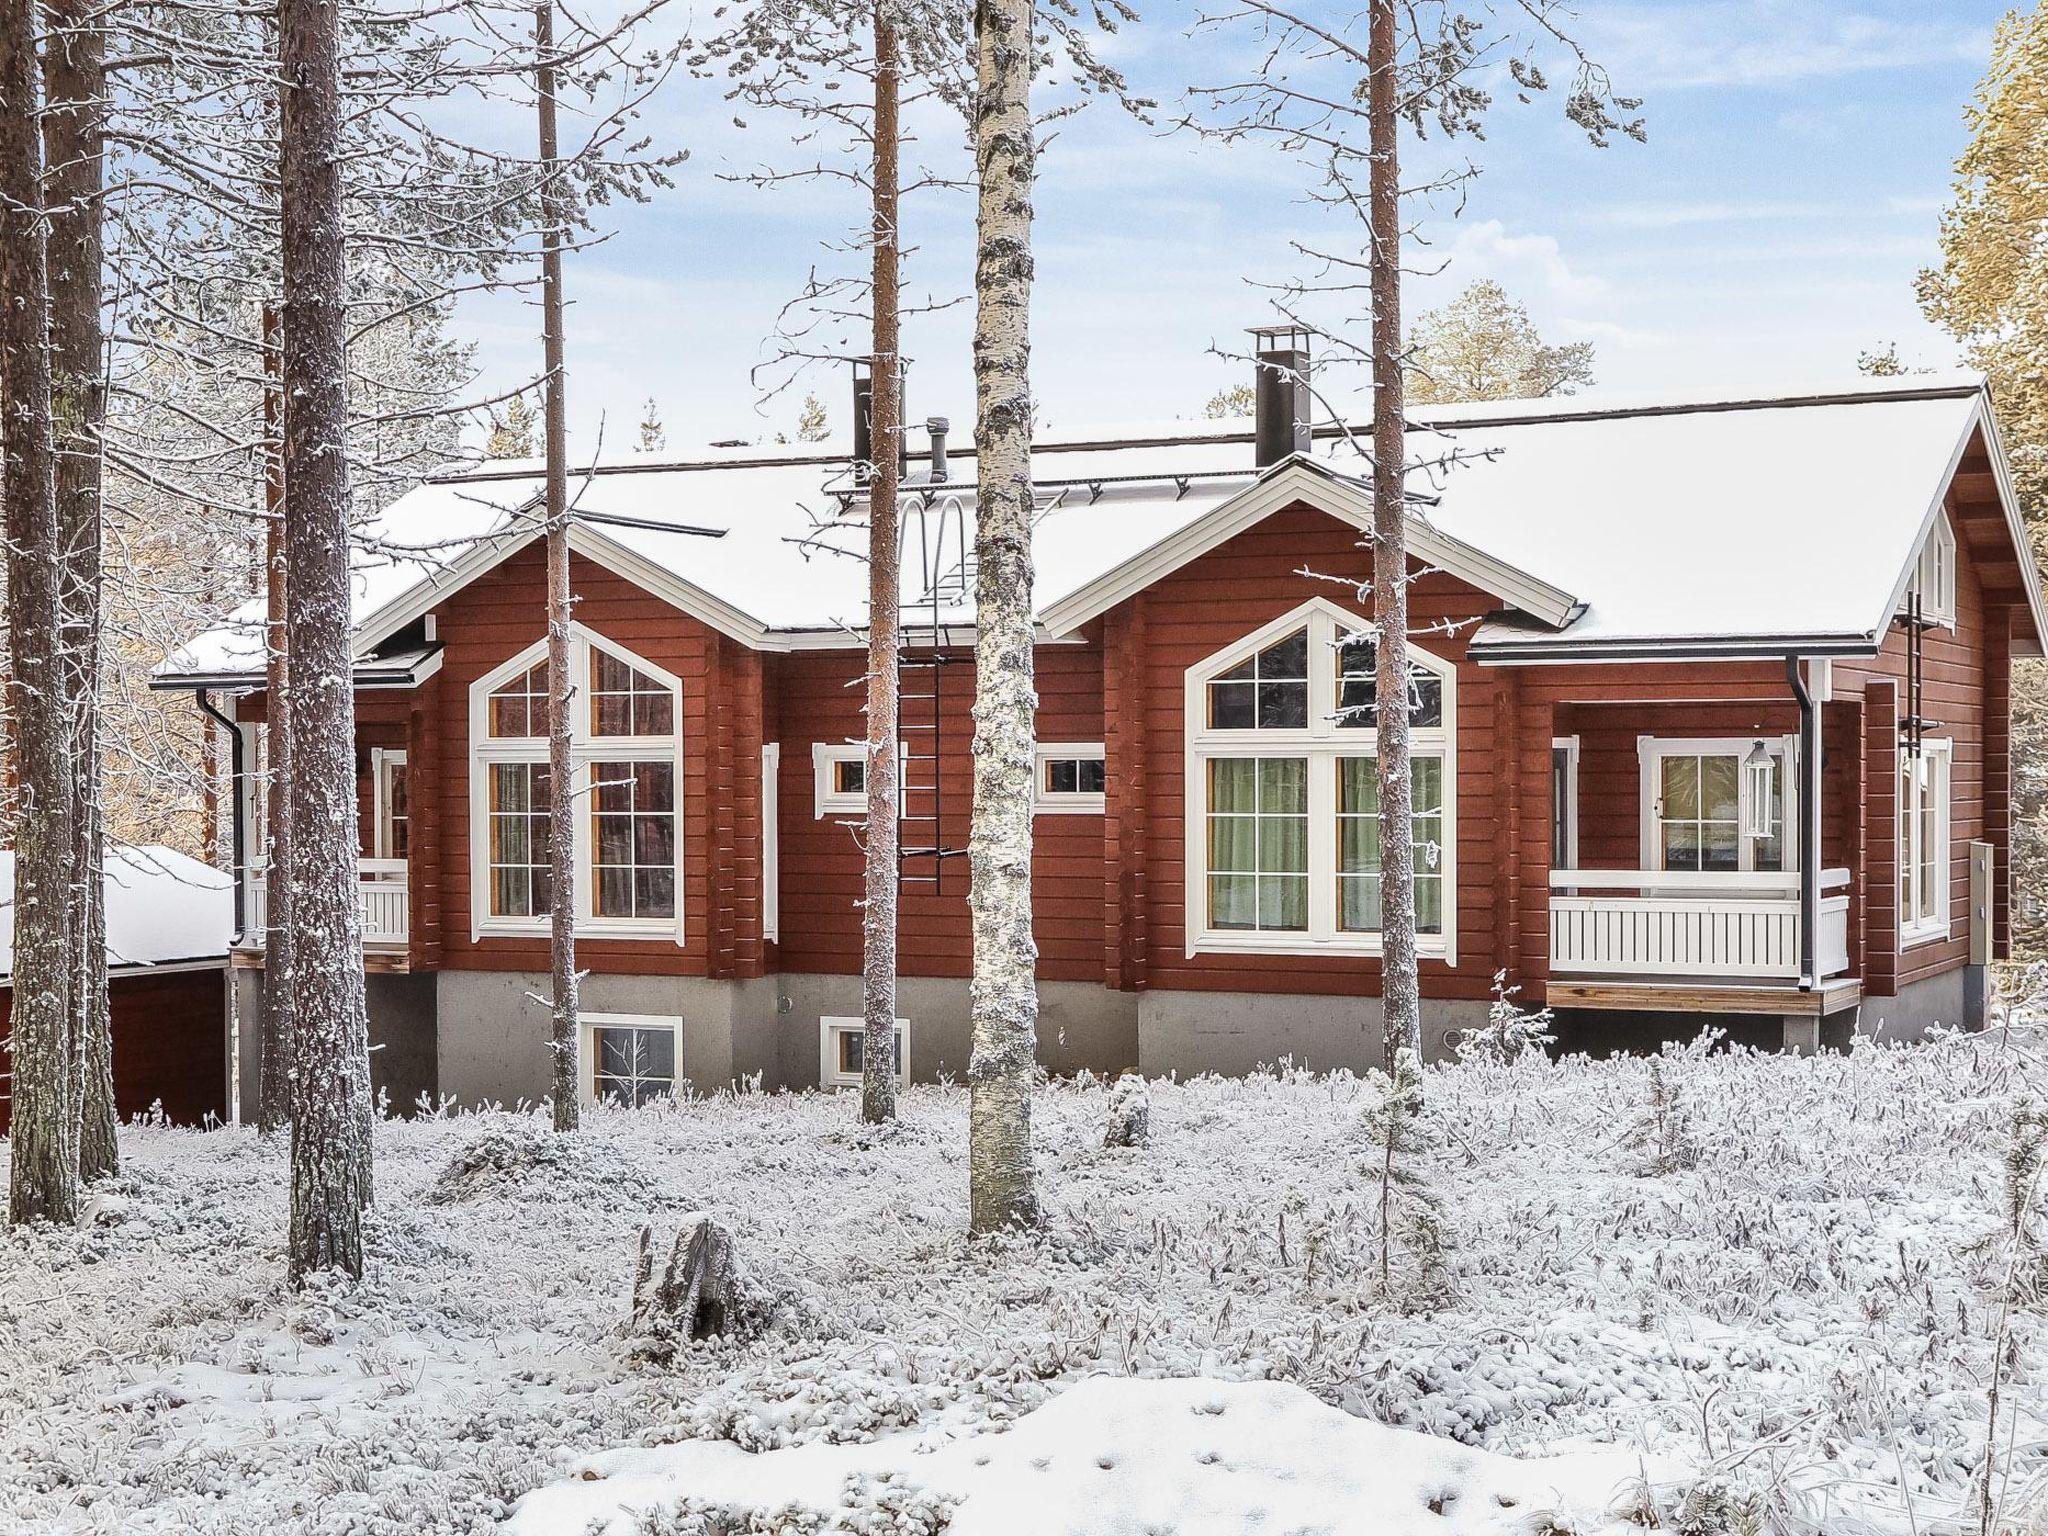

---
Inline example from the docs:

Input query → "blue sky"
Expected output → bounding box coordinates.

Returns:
[462,0,2012,453]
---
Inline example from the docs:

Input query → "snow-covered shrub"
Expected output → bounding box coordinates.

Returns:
[424,1120,653,1206]
[1454,971,1556,1065]
[1628,1058,1701,1176]
[1103,1075,1150,1148]
[633,1473,954,1536]
[1357,1048,1452,1307]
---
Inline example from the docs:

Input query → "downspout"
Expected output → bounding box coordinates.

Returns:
[1786,657,1818,991]
[194,688,246,943]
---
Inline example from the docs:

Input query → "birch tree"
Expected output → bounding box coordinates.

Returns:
[966,0,1041,1233]
[279,0,375,1282]
[1193,0,1640,1067]
[3,0,81,1226]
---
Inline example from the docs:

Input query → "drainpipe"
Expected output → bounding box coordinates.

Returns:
[1785,657,1818,991]
[194,688,246,943]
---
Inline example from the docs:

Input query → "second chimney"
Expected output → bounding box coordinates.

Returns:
[1251,325,1312,468]
[851,360,908,486]
[926,416,951,483]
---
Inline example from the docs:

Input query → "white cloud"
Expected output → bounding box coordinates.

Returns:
[1580,4,1991,90]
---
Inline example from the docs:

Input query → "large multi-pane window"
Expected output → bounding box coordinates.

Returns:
[1899,741,1951,943]
[472,629,682,939]
[1642,740,1787,875]
[1185,599,1456,955]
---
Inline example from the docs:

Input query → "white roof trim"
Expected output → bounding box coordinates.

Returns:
[1036,456,1581,640]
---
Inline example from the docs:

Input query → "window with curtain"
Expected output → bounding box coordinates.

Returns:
[472,629,683,938]
[1185,599,1457,956]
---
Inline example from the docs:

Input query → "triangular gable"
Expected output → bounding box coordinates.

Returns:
[349,520,776,660]
[1035,456,1581,640]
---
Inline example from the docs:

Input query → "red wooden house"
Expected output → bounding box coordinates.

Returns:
[156,363,2046,1111]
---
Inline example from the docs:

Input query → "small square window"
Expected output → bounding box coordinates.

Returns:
[821,1016,908,1088]
[813,743,878,817]
[836,759,866,796]
[1034,743,1107,813]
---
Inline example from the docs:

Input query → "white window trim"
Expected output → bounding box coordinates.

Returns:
[762,742,781,944]
[1034,741,1107,814]
[1637,735,1798,875]
[1900,737,1953,948]
[468,625,685,944]
[1899,511,1959,627]
[579,1011,683,1107]
[1552,736,1580,870]
[820,1015,908,1089]
[1182,596,1458,961]
[371,747,408,861]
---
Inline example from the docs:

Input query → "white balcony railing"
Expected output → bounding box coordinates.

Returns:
[1549,868,1850,980]
[247,859,410,950]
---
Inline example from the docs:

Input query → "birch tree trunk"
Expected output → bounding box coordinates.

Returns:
[44,0,115,1181]
[537,0,580,1132]
[965,0,1039,1234]
[260,307,295,1135]
[3,0,81,1226]
[860,3,902,1126]
[281,0,375,1282]
[1368,0,1419,1070]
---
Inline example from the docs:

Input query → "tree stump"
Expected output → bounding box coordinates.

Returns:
[1104,1074,1150,1148]
[626,1218,766,1359]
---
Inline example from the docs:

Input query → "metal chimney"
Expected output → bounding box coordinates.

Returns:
[1251,325,1313,468]
[851,358,908,487]
[926,417,951,483]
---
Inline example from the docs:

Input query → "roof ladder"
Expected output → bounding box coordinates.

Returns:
[896,494,973,893]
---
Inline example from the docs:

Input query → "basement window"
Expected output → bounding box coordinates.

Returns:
[582,1013,681,1107]
[820,1016,908,1089]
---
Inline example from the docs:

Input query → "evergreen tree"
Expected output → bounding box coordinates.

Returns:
[638,397,667,452]
[1406,280,1596,404]
[1358,1048,1450,1305]
[487,395,539,458]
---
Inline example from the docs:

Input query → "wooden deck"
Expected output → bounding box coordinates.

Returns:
[1546,975,1864,1018]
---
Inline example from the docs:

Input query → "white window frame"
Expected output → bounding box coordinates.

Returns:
[820,1015,908,1089]
[1182,596,1458,960]
[1034,741,1107,814]
[371,747,409,861]
[579,1011,683,1107]
[1899,511,1958,626]
[1637,735,1798,875]
[762,742,781,944]
[469,625,684,943]
[1899,738,1953,947]
[1551,736,1579,870]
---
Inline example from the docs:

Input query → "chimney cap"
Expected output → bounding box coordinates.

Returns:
[925,414,949,432]
[1249,322,1315,347]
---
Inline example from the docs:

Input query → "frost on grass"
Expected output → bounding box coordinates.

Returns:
[2,1035,2046,1533]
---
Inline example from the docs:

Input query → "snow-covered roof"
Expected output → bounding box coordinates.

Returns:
[0,845,233,981]
[155,373,2044,677]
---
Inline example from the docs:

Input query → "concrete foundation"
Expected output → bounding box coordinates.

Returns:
[229,968,439,1121]
[1137,989,1490,1077]
[1855,967,1973,1044]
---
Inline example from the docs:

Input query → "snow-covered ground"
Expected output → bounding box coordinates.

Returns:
[2,1026,2044,1534]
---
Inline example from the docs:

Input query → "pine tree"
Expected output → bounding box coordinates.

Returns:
[638,397,666,452]
[1454,971,1555,1065]
[487,394,539,458]
[1405,280,1596,404]
[2,0,81,1227]
[795,392,829,442]
[280,0,376,1283]
[1202,382,1254,418]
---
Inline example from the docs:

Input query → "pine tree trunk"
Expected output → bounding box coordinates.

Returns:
[259,306,295,1135]
[43,0,115,1181]
[537,0,579,1132]
[965,0,1039,1234]
[860,4,902,1126]
[2,0,80,1226]
[1368,0,1419,1071]
[281,0,374,1282]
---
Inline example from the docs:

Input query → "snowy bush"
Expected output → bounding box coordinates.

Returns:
[1454,971,1556,1065]
[1102,1075,1149,1148]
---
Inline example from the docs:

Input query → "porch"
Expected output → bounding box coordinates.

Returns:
[237,860,412,971]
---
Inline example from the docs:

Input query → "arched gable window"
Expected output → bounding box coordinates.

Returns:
[1182,597,1457,958]
[470,627,683,942]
